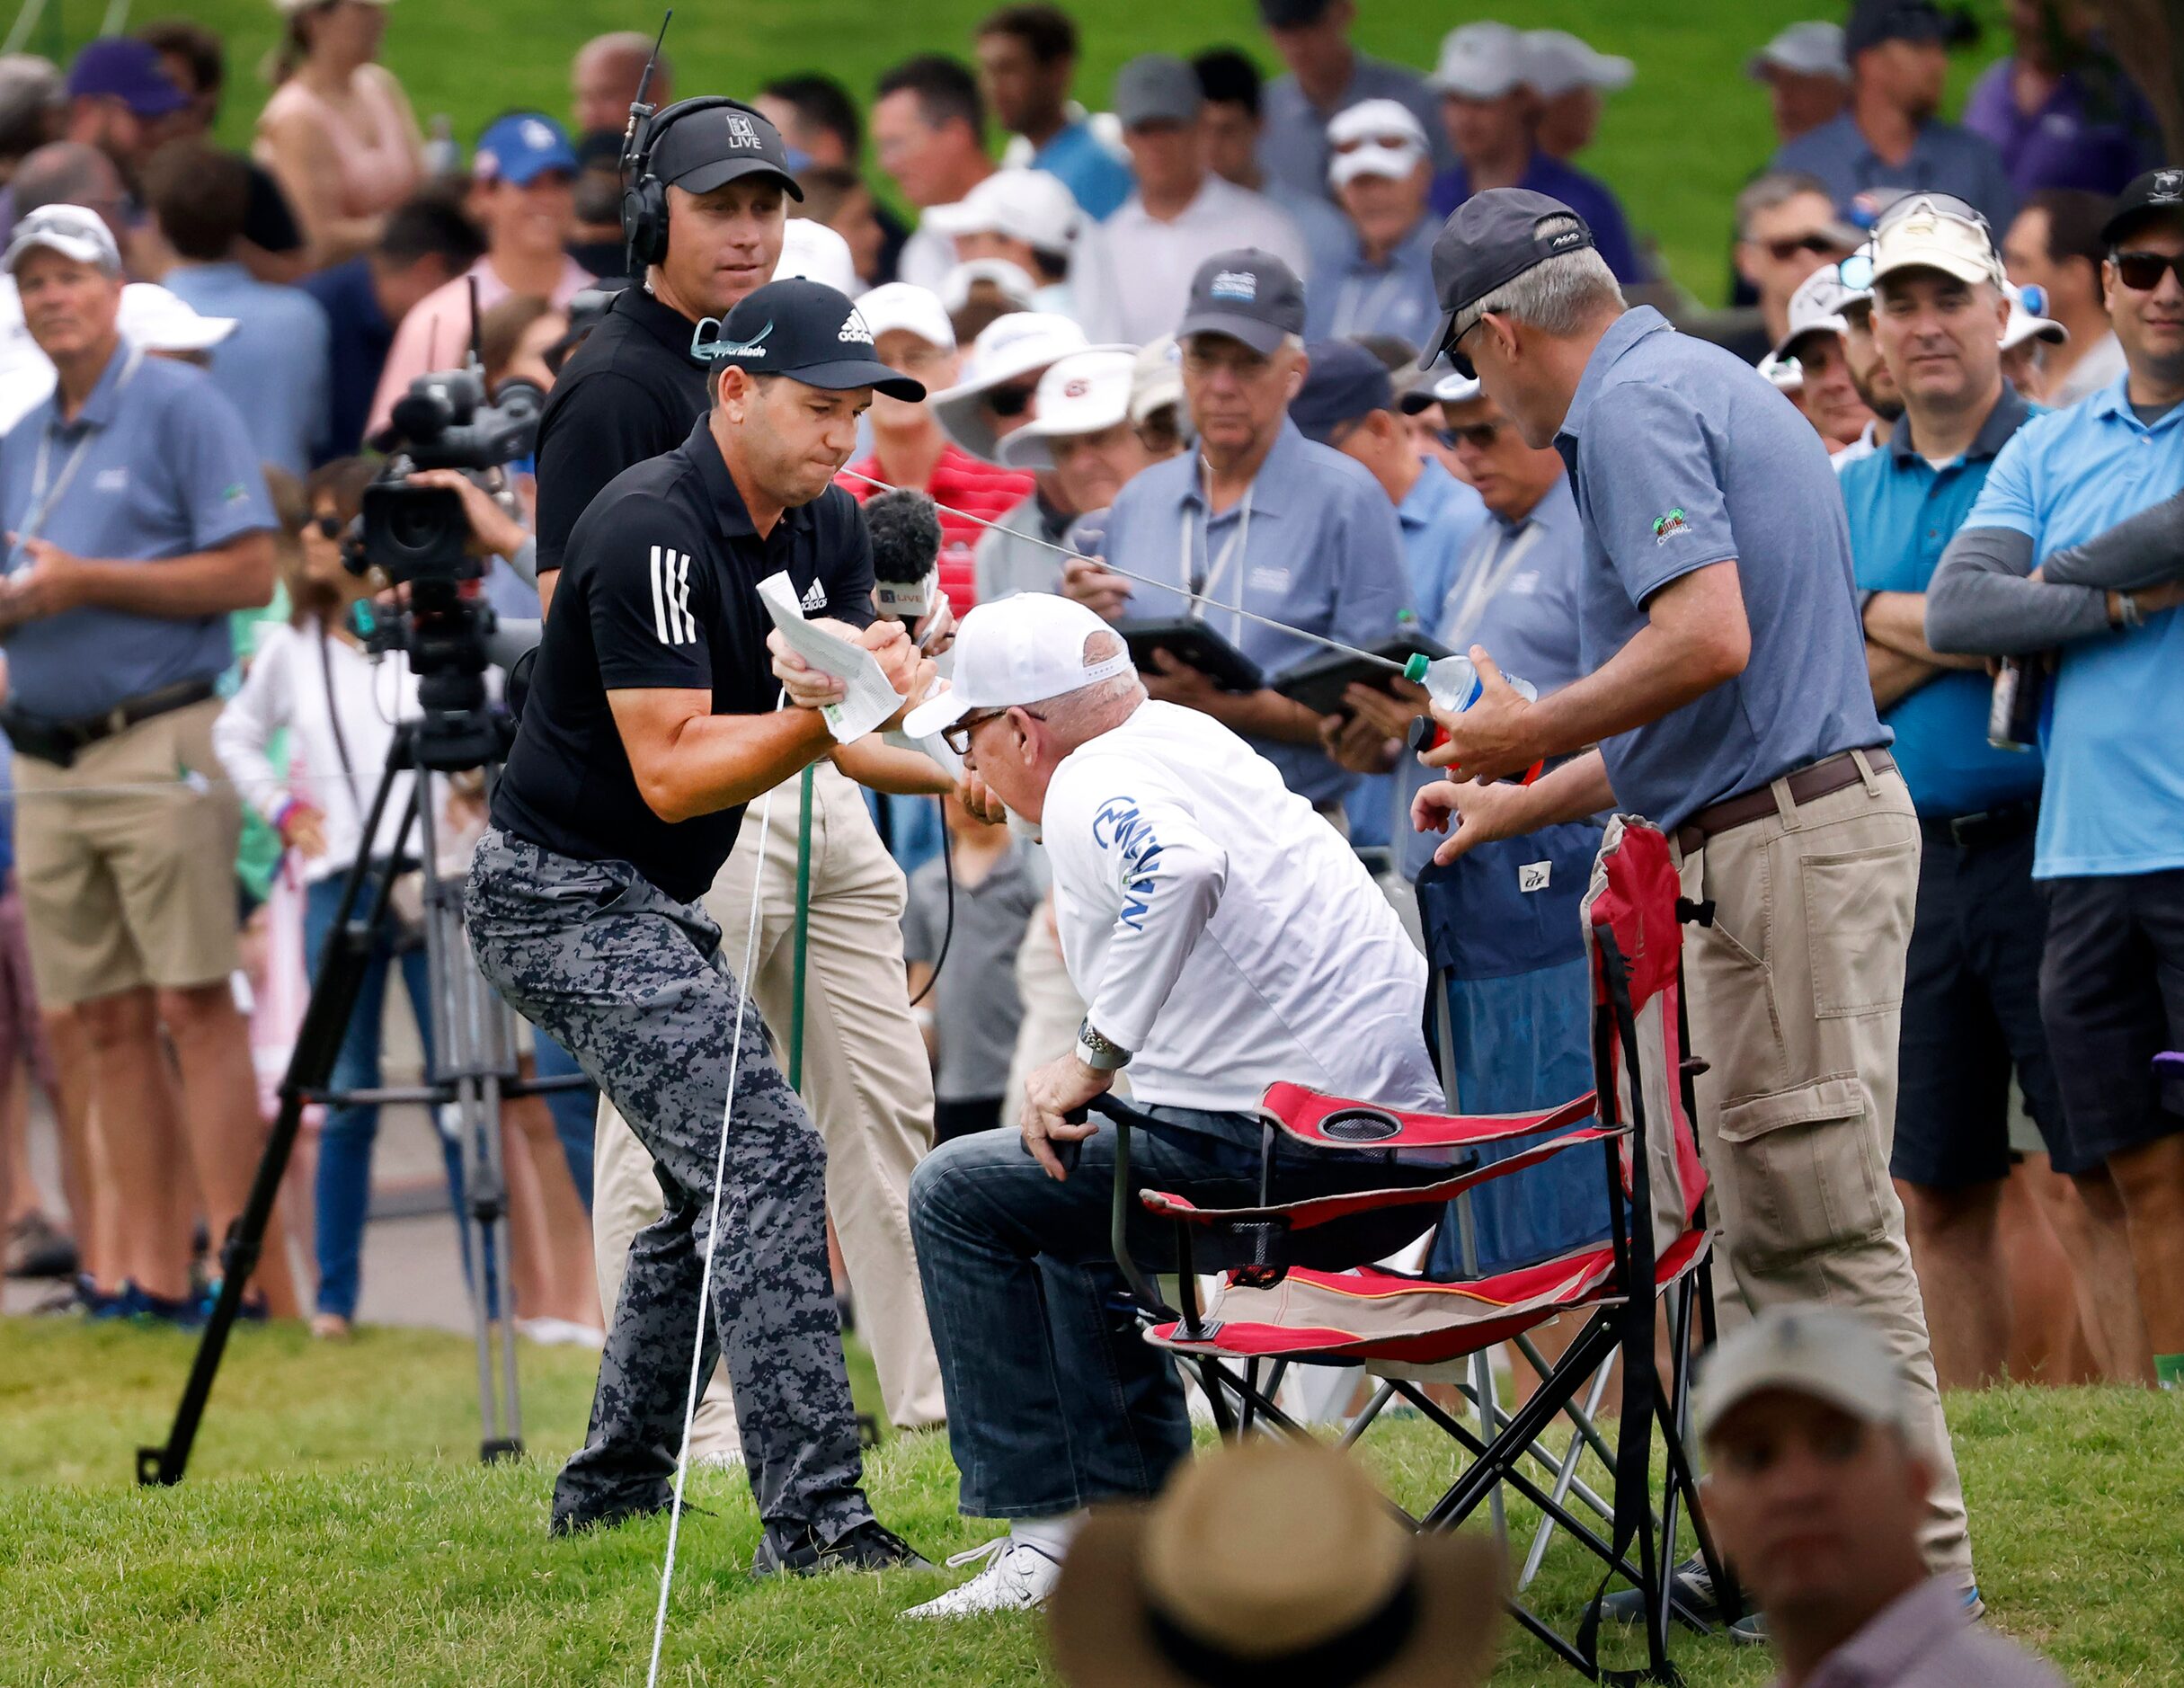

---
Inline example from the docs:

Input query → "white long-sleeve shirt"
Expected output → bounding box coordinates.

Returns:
[1041,699,1440,1114]
[212,620,422,883]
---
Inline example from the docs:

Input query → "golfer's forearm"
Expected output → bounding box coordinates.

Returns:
[631,709,837,822]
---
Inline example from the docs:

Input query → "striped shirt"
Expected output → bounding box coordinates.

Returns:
[842,446,1034,609]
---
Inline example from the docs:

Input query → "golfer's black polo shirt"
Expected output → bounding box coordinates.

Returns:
[493,415,876,903]
[533,286,712,577]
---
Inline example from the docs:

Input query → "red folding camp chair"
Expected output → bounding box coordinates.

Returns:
[1084,817,1737,1680]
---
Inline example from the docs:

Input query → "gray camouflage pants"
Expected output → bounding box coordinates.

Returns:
[466,827,872,1540]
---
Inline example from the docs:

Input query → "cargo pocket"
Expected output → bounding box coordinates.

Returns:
[1714,1075,1890,1269]
[1801,835,1916,1019]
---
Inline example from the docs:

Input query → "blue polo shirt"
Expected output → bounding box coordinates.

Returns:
[1029,120,1134,221]
[1430,153,1645,282]
[1395,455,1488,620]
[1840,386,2044,821]
[1771,112,2015,234]
[1260,56,1454,207]
[1960,374,2184,878]
[1101,418,1411,806]
[1306,212,1440,345]
[1398,474,1587,881]
[1556,308,1887,831]
[0,342,274,720]
[162,261,330,477]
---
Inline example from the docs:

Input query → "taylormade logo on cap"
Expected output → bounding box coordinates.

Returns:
[707,320,773,359]
[1209,270,1258,302]
[839,308,874,344]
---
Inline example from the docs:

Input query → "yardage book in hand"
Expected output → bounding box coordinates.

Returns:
[756,571,909,742]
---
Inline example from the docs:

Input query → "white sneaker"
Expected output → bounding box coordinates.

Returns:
[898,1537,1063,1619]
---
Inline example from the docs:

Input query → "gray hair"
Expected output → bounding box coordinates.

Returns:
[1448,215,1622,343]
[11,141,120,226]
[1036,629,1144,745]
[1734,170,1834,240]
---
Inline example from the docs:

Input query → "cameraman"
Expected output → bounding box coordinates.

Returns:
[533,92,955,1449]
[466,278,934,1566]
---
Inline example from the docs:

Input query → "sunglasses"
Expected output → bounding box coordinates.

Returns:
[1331,132,1420,155]
[940,704,1045,757]
[1755,232,1843,262]
[313,514,345,539]
[1443,418,1507,451]
[985,383,1037,418]
[2112,250,2184,292]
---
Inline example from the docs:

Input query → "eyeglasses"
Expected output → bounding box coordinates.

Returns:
[940,704,1045,757]
[2112,250,2184,292]
[1753,232,1843,263]
[985,383,1036,418]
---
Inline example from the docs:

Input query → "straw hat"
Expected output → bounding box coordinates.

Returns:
[1047,1440,1503,1688]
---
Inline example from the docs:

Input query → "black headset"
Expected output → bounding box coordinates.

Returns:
[619,95,768,270]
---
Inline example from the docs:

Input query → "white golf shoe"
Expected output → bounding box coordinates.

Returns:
[898,1536,1064,1619]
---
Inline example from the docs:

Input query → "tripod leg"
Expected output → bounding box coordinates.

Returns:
[139,766,420,1485]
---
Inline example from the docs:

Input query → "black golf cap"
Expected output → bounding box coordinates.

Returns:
[1843,0,1947,58]
[1292,339,1394,444]
[2101,167,2184,245]
[649,99,803,201]
[1258,0,1336,26]
[1420,189,1595,370]
[1176,248,1307,355]
[692,279,925,399]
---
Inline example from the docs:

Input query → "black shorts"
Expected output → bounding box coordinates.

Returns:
[2038,867,2184,1168]
[1893,817,2076,1185]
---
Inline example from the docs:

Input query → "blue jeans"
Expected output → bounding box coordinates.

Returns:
[530,1032,596,1211]
[909,1106,1437,1518]
[302,872,463,1321]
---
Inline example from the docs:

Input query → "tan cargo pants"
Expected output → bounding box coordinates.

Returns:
[1674,753,1973,1587]
[592,762,946,1458]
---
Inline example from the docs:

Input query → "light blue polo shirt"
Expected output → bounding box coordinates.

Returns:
[1029,120,1134,222]
[1555,307,1887,831]
[1960,373,2184,877]
[161,262,330,477]
[1840,385,2045,820]
[1101,417,1411,806]
[1395,456,1488,621]
[1306,214,1440,347]
[1397,474,1587,881]
[0,341,274,721]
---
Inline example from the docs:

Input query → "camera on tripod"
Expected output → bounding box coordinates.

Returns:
[357,365,544,585]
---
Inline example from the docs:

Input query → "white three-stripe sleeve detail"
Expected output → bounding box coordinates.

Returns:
[649,544,672,644]
[674,553,695,644]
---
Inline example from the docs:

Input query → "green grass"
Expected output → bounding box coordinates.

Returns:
[2,1317,2179,1686]
[25,0,2011,299]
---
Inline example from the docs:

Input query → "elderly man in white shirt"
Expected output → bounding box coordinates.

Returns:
[833,592,1442,1621]
[1073,54,1307,346]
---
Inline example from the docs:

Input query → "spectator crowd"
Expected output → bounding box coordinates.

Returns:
[0,0,2179,1680]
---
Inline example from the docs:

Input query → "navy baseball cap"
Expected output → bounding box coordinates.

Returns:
[692,278,925,399]
[1421,189,1596,369]
[1843,0,1948,58]
[648,99,803,201]
[66,38,187,118]
[1292,340,1394,444]
[475,112,579,186]
[1176,249,1307,355]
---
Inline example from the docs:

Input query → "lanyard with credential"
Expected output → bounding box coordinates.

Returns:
[1179,456,1254,644]
[6,344,146,575]
[1439,519,1544,651]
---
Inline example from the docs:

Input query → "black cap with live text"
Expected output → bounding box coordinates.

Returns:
[691,278,927,400]
[1423,189,1597,369]
[648,98,803,200]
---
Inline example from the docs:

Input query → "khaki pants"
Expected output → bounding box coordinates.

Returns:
[592,763,946,1457]
[1675,755,1972,1586]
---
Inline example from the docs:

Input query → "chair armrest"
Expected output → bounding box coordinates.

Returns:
[1258,1082,1597,1154]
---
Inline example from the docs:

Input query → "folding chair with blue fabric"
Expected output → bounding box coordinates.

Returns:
[1080,817,1738,1680]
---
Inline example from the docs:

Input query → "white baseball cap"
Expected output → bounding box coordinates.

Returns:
[901,591,1135,740]
[1746,20,1850,82]
[1773,262,1860,360]
[941,256,1038,314]
[1327,98,1429,190]
[854,281,954,351]
[1429,22,1527,100]
[120,283,236,351]
[1757,349,1805,392]
[1694,1303,1911,1444]
[926,167,1081,258]
[1523,30,1635,98]
[1397,363,1484,413]
[1868,193,2005,290]
[773,217,858,296]
[1130,334,1183,425]
[2001,280,2068,352]
[931,310,1089,462]
[4,203,121,276]
[999,349,1138,469]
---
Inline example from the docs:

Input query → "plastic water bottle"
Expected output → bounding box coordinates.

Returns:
[1405,652,1537,712]
[423,114,462,179]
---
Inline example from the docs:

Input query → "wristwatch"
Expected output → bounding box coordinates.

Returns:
[2117,591,2146,629]
[1075,1018,1133,1071]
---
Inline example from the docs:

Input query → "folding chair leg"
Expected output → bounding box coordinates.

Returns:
[1514,1328,1621,1476]
[1452,1372,1618,1528]
[1194,1356,1238,1436]
[1336,1379,1398,1449]
[1517,1351,1617,1593]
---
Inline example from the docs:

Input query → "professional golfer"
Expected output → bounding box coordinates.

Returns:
[467,278,932,1571]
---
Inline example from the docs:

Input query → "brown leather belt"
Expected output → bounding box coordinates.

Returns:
[1675,748,1895,855]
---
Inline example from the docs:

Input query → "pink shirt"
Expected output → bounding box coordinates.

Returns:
[366,255,592,438]
[257,67,420,220]
[1786,1579,2064,1688]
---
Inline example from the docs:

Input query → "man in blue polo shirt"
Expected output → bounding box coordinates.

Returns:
[0,204,283,1319]
[1837,193,2082,1392]
[1927,168,2184,1391]
[1411,190,1975,1604]
[1772,0,2014,232]
[1060,250,1410,820]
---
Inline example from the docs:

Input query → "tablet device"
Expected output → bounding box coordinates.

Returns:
[1270,632,1452,718]
[1116,618,1265,694]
